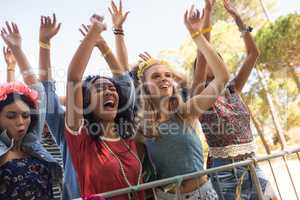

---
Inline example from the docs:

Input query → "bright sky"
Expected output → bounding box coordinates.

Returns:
[0,0,299,95]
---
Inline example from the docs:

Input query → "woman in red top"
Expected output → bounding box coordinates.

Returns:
[64,14,145,200]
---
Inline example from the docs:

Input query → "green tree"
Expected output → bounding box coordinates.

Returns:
[256,13,300,91]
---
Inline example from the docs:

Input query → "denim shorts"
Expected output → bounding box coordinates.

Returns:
[210,158,276,200]
[156,180,219,200]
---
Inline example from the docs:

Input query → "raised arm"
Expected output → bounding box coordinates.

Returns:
[39,14,61,81]
[1,22,46,139]
[1,22,38,85]
[67,15,124,131]
[109,0,130,71]
[38,14,66,144]
[3,47,16,82]
[224,0,259,93]
[181,7,229,119]
[191,0,214,97]
[79,15,125,76]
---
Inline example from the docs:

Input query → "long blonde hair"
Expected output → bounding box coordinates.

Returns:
[136,65,182,138]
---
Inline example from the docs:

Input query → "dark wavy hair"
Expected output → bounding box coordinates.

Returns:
[0,93,38,133]
[82,75,135,140]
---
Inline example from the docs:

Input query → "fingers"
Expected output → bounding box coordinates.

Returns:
[122,11,130,23]
[184,10,189,25]
[79,24,89,37]
[5,21,12,34]
[55,23,61,33]
[108,7,113,16]
[111,0,118,13]
[82,24,89,32]
[41,14,60,28]
[144,51,152,58]
[40,16,45,26]
[138,54,148,61]
[139,52,152,61]
[47,16,52,25]
[188,5,195,19]
[3,46,6,57]
[11,22,19,34]
[1,26,7,35]
[53,13,57,25]
[3,21,19,34]
[90,14,104,23]
[119,0,123,13]
[196,9,201,18]
[79,28,86,37]
[200,9,204,20]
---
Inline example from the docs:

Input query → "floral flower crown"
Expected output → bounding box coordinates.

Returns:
[137,58,170,79]
[0,82,39,108]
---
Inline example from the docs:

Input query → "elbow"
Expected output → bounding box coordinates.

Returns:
[67,69,82,82]
[223,72,230,85]
[221,67,230,84]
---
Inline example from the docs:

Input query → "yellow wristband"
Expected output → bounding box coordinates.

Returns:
[40,41,51,49]
[7,65,15,71]
[102,48,111,58]
[191,26,212,39]
[191,31,202,39]
[201,26,212,34]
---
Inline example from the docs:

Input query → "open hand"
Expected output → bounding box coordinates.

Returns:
[89,14,107,34]
[108,0,129,29]
[79,22,104,46]
[39,13,61,43]
[184,5,204,35]
[138,51,152,62]
[3,46,16,67]
[1,22,21,49]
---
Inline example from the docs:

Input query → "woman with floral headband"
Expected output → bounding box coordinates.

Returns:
[65,14,145,199]
[192,0,277,199]
[0,22,62,199]
[135,6,230,200]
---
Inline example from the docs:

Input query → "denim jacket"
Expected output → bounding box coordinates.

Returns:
[42,72,136,200]
[0,82,63,186]
[42,80,81,200]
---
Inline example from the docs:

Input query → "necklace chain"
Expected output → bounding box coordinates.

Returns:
[101,139,143,188]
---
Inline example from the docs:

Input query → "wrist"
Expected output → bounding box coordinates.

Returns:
[113,25,123,29]
[39,38,50,44]
[113,27,124,36]
[95,37,106,49]
[40,41,51,50]
[85,32,102,46]
[7,64,16,71]
[191,26,212,39]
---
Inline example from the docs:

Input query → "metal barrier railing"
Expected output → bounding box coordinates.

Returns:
[74,146,300,200]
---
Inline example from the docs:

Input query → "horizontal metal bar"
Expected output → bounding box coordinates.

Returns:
[73,146,300,200]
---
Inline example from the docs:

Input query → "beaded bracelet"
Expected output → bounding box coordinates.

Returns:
[113,27,124,35]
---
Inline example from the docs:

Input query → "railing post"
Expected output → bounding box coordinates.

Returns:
[282,155,299,199]
[267,160,283,200]
[249,163,264,200]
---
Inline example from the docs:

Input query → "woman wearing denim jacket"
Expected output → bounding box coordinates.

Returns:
[40,10,136,199]
[0,22,62,199]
